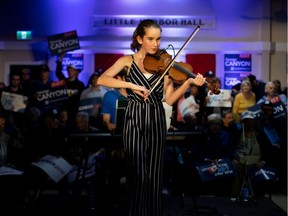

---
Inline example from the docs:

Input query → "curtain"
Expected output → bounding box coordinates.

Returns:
[185,54,216,76]
[94,53,124,72]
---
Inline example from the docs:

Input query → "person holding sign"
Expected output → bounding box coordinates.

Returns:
[257,81,287,112]
[204,77,233,125]
[56,52,85,123]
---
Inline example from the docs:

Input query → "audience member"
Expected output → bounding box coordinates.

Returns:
[257,81,287,110]
[0,82,6,90]
[221,109,241,149]
[198,70,215,102]
[3,73,25,95]
[20,68,33,97]
[58,106,71,132]
[272,79,282,95]
[2,73,27,134]
[0,112,10,167]
[183,84,205,129]
[231,111,269,198]
[204,77,232,126]
[231,82,241,100]
[101,67,127,132]
[79,70,109,130]
[0,111,27,214]
[28,65,54,114]
[232,79,256,123]
[56,52,85,122]
[191,113,234,196]
[247,74,266,102]
[254,101,287,193]
[173,84,205,130]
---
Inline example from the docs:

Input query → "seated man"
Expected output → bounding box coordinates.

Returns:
[101,67,127,132]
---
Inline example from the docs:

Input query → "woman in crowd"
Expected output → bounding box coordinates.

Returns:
[232,79,256,123]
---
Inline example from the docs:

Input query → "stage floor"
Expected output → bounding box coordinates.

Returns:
[18,191,287,216]
[162,194,287,216]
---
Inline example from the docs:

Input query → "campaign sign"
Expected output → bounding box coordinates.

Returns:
[48,30,80,55]
[196,159,236,182]
[78,97,102,116]
[224,72,250,89]
[248,101,286,120]
[62,53,84,72]
[67,152,98,183]
[248,104,262,119]
[0,166,23,176]
[206,89,232,107]
[179,95,199,117]
[248,166,278,183]
[36,80,68,108]
[32,155,73,183]
[224,54,252,72]
[1,91,28,113]
[272,102,287,120]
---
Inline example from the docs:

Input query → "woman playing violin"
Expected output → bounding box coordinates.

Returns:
[97,19,205,216]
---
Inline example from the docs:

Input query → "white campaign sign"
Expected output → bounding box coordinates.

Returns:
[32,155,73,183]
[206,89,232,108]
[1,91,28,113]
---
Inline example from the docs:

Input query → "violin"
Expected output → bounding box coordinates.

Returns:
[143,50,221,95]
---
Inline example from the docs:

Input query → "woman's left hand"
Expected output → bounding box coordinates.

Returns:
[188,73,205,86]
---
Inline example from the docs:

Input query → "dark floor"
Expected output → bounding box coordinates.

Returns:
[0,166,286,216]
[15,191,287,216]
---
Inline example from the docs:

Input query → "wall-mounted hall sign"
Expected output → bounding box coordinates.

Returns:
[92,15,216,29]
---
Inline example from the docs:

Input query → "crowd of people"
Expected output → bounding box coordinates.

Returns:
[0,21,287,216]
[168,73,287,201]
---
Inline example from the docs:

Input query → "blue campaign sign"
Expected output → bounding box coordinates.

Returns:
[196,159,236,182]
[62,53,84,72]
[224,72,250,89]
[224,54,252,72]
[48,30,80,55]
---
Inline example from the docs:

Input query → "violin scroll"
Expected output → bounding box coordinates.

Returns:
[206,82,221,95]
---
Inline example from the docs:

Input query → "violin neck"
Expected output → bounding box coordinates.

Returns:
[172,63,196,79]
[172,63,209,85]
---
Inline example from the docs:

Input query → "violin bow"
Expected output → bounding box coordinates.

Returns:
[148,25,201,94]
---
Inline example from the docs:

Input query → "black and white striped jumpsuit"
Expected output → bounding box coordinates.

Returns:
[123,56,167,216]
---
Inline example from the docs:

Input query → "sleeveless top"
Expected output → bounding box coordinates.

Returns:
[122,56,167,148]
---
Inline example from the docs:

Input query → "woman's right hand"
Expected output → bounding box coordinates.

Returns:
[129,83,149,99]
